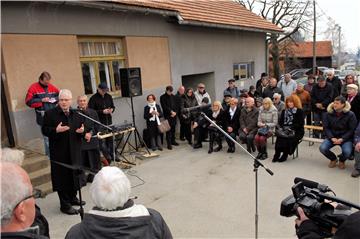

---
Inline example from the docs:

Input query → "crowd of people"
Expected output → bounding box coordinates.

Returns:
[145,70,360,178]
[0,68,359,238]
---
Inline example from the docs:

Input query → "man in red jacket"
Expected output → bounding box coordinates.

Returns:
[25,71,59,156]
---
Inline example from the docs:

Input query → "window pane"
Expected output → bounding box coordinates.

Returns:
[112,61,121,91]
[82,62,95,94]
[79,42,91,56]
[94,42,104,56]
[105,42,117,55]
[98,62,111,89]
[239,64,247,78]
[115,42,123,55]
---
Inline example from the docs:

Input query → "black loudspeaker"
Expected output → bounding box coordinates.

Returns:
[120,67,142,97]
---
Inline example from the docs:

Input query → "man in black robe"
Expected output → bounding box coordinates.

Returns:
[42,89,86,215]
[77,95,101,182]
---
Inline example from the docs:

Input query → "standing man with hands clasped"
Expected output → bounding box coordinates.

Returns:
[88,83,115,164]
[42,89,86,215]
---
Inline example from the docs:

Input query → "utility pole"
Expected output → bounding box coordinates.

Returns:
[312,0,316,75]
[337,25,341,68]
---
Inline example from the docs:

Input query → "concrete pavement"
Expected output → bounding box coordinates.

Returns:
[36,140,360,238]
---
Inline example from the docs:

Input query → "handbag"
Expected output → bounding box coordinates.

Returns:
[275,126,295,138]
[257,126,269,136]
[157,119,171,133]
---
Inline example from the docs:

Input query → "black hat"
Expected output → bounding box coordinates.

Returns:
[224,91,232,97]
[98,82,109,90]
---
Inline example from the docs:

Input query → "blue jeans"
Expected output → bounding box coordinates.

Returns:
[43,136,49,157]
[319,139,353,162]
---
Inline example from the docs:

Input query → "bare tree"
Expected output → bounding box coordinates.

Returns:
[237,0,313,79]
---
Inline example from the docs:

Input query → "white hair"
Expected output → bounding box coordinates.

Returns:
[1,148,24,165]
[326,69,335,75]
[273,93,281,99]
[1,162,30,226]
[59,89,72,99]
[90,166,131,210]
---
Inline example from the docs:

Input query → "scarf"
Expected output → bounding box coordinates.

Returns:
[148,102,161,125]
[284,107,297,126]
[212,109,220,118]
[229,106,237,119]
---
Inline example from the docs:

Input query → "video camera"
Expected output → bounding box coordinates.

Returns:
[280,177,360,237]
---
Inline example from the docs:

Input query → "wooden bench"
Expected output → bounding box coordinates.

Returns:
[302,125,324,145]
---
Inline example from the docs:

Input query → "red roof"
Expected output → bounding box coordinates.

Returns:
[286,41,333,58]
[111,0,282,33]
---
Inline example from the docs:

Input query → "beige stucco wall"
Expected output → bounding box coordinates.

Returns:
[1,34,84,111]
[124,36,171,90]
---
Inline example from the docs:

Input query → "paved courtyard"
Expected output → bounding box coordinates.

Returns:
[36,140,360,238]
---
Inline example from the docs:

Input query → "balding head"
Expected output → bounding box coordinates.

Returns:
[178,86,185,95]
[245,97,255,109]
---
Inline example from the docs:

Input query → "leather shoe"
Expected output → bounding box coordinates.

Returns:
[71,198,86,206]
[328,160,337,168]
[172,142,179,146]
[351,169,360,177]
[214,146,222,152]
[338,161,345,169]
[167,145,172,150]
[193,144,202,149]
[60,207,78,215]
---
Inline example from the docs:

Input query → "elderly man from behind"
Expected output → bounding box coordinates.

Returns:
[1,149,48,239]
[65,166,173,239]
[278,73,297,99]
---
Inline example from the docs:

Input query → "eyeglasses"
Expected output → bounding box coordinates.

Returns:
[13,189,42,210]
[198,87,205,89]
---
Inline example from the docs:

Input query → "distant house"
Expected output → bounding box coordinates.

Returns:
[269,41,333,75]
[1,0,281,146]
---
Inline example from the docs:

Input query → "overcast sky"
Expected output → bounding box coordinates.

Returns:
[316,0,360,53]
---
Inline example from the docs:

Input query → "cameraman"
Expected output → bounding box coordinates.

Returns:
[296,207,360,239]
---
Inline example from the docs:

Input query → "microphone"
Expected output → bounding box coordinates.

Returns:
[181,104,211,114]
[294,177,331,192]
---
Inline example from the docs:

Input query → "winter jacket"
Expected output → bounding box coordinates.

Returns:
[277,79,297,98]
[310,83,334,113]
[25,81,59,126]
[292,89,311,113]
[262,86,284,100]
[65,204,172,239]
[326,76,342,98]
[347,93,360,122]
[223,87,240,99]
[180,94,198,123]
[323,102,357,142]
[257,105,278,132]
[240,107,259,136]
[274,101,285,118]
[355,123,360,145]
[194,90,211,105]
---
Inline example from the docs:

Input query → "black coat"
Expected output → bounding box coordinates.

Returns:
[180,94,198,124]
[79,108,100,151]
[42,106,84,192]
[65,208,172,239]
[210,109,227,130]
[276,108,305,153]
[88,92,115,125]
[323,102,357,142]
[262,86,284,100]
[1,232,48,239]
[310,83,334,113]
[224,107,241,133]
[326,76,342,98]
[348,93,360,122]
[144,104,163,135]
[160,93,177,119]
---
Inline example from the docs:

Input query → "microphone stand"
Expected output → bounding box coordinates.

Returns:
[76,110,116,163]
[51,160,98,221]
[200,112,274,239]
